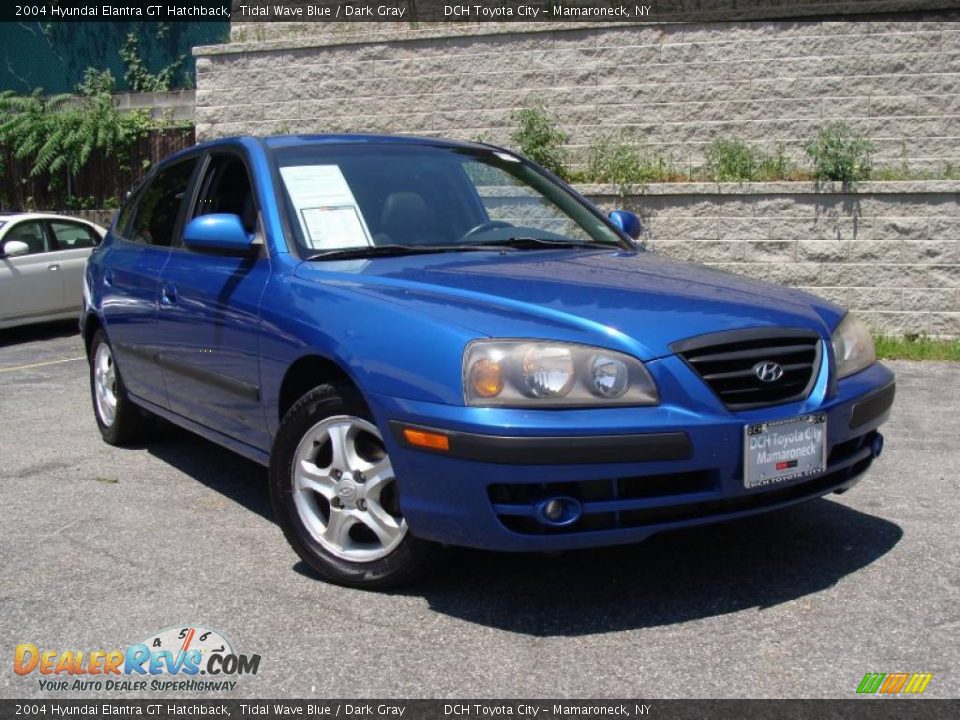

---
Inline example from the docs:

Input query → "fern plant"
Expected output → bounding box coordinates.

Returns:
[0,70,152,191]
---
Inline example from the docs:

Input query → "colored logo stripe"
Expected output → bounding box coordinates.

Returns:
[904,673,933,694]
[857,673,886,694]
[857,672,932,694]
[880,673,910,693]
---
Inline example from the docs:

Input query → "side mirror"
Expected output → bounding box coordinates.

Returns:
[608,210,643,240]
[183,214,254,254]
[1,240,30,258]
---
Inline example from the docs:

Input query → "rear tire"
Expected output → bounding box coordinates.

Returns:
[269,383,444,589]
[89,329,153,445]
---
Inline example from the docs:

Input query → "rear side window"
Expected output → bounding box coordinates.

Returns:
[49,221,99,249]
[128,159,197,246]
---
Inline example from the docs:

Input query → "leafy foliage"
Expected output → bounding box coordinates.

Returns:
[0,70,152,183]
[509,100,570,179]
[705,139,760,182]
[805,122,874,183]
[757,144,798,181]
[585,133,680,194]
[119,33,185,93]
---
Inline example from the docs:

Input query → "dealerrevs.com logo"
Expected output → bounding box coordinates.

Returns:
[14,626,260,692]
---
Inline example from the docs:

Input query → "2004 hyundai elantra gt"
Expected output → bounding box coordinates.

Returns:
[82,135,895,588]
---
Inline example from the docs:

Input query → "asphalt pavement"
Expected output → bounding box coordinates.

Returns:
[0,321,957,699]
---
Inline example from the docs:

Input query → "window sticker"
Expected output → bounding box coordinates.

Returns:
[301,206,368,252]
[280,165,372,249]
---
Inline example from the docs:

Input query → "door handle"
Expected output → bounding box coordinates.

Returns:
[160,284,178,306]
[47,263,60,271]
[103,270,114,286]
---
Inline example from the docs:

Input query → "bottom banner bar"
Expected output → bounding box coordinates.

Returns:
[1,699,958,720]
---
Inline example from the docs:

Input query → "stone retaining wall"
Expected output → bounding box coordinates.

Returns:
[194,17,960,173]
[583,181,960,336]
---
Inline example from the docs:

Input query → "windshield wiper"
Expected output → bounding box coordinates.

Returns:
[304,237,618,262]
[465,237,612,251]
[305,244,508,261]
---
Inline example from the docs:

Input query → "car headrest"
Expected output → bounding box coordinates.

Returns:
[380,192,431,233]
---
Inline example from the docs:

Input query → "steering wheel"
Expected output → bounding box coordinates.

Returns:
[459,220,513,242]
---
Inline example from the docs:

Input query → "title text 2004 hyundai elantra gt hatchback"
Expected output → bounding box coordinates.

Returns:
[82,135,895,588]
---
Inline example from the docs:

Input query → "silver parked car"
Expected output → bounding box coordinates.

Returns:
[0,213,106,329]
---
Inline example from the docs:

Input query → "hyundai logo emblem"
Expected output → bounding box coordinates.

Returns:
[753,361,784,383]
[336,480,358,500]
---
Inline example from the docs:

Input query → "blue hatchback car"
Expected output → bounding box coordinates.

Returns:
[83,135,895,588]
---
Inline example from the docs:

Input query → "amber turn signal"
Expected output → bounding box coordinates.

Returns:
[403,428,451,452]
[470,358,504,398]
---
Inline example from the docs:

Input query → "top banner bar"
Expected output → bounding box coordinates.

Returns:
[2,0,957,23]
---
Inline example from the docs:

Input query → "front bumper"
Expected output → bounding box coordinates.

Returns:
[368,358,896,552]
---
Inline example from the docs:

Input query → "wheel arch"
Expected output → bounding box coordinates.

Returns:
[82,312,104,358]
[277,353,360,424]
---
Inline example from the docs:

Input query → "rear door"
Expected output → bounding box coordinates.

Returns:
[100,156,199,406]
[153,149,271,449]
[0,219,62,323]
[46,219,101,312]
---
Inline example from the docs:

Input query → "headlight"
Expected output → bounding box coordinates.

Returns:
[463,340,659,407]
[831,313,876,379]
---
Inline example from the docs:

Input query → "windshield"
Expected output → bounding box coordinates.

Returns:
[270,142,627,258]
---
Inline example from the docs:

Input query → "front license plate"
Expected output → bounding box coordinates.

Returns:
[744,414,827,489]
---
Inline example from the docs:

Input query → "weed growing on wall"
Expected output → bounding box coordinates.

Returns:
[585,133,682,195]
[509,100,570,179]
[704,139,759,182]
[805,122,874,183]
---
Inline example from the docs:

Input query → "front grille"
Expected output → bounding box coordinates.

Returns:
[672,328,822,410]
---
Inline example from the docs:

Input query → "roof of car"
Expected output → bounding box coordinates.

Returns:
[0,212,99,222]
[0,213,106,230]
[259,134,488,150]
[157,134,508,175]
[174,134,492,155]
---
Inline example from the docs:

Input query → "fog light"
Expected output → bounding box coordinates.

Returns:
[543,499,564,521]
[534,496,583,527]
[871,433,884,458]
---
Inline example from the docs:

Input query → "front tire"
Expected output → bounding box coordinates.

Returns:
[269,384,442,589]
[89,329,152,445]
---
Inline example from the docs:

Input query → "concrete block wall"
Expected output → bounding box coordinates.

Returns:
[115,90,195,123]
[192,19,960,336]
[195,18,960,173]
[584,181,960,336]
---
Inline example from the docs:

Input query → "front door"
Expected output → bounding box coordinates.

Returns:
[0,220,62,324]
[153,150,271,450]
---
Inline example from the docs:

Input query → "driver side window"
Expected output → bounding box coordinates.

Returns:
[3,221,49,255]
[193,154,258,236]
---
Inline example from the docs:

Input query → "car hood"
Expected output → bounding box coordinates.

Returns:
[295,248,844,360]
